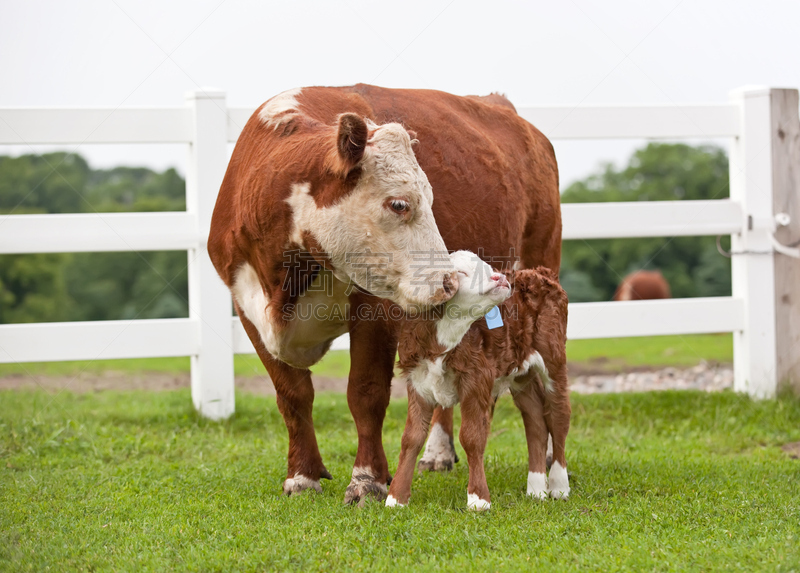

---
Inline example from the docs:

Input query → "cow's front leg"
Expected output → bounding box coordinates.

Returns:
[418,406,459,472]
[344,299,397,505]
[237,307,331,495]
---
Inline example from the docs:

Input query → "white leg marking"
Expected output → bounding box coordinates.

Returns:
[548,460,570,500]
[385,495,406,508]
[467,493,491,511]
[283,473,322,495]
[418,422,457,471]
[526,471,548,500]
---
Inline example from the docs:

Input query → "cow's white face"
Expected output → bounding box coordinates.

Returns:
[287,116,457,310]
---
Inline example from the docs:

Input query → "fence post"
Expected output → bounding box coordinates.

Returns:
[185,89,235,419]
[729,87,779,398]
[771,89,800,394]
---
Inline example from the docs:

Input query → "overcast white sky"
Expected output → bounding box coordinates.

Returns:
[2,0,799,188]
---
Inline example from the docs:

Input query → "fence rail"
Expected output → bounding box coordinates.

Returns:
[1,86,797,417]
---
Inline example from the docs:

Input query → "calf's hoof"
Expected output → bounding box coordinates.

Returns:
[344,467,388,507]
[385,494,406,508]
[417,424,459,472]
[526,471,548,500]
[283,474,322,495]
[547,461,570,500]
[467,493,491,511]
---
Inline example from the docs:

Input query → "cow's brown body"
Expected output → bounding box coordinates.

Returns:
[208,84,561,503]
[613,270,671,301]
[389,266,571,508]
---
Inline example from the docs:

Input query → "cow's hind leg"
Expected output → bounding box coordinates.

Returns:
[418,406,459,472]
[512,378,549,500]
[344,303,396,505]
[386,386,434,506]
[237,306,331,495]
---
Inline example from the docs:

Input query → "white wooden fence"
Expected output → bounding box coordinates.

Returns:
[1,87,798,419]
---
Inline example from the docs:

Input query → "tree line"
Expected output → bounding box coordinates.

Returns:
[0,153,188,323]
[0,143,731,323]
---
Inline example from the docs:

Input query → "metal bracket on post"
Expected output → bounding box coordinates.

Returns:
[185,89,235,420]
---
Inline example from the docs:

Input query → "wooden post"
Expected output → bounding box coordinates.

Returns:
[729,87,779,398]
[771,89,800,394]
[185,90,235,419]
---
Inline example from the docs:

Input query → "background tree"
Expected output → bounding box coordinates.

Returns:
[0,153,189,324]
[560,143,732,302]
[0,144,734,323]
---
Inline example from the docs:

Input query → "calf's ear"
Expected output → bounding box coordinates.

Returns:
[336,113,368,169]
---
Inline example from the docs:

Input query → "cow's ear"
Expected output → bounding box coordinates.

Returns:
[337,113,368,169]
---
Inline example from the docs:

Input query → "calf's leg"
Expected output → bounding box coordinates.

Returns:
[543,364,571,499]
[418,406,459,472]
[512,379,550,500]
[344,301,397,505]
[237,305,331,494]
[458,386,493,510]
[386,386,435,506]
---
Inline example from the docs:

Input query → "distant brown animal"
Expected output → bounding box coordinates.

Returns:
[613,270,671,301]
[208,84,562,504]
[387,252,570,510]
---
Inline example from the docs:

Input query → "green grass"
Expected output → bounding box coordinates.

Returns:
[0,334,733,381]
[0,351,350,380]
[2,388,799,571]
[566,333,733,370]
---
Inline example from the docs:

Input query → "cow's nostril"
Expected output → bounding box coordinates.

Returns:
[442,272,458,296]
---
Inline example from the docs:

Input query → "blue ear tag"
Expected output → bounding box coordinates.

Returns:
[485,306,504,329]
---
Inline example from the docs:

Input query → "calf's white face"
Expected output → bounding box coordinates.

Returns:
[448,250,512,317]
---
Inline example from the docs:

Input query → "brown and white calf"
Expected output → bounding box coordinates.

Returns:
[387,251,571,509]
[209,85,561,504]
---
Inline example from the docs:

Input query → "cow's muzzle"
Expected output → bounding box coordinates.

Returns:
[432,271,459,305]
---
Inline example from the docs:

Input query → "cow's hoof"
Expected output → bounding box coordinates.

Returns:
[417,424,459,472]
[344,467,388,507]
[283,473,322,495]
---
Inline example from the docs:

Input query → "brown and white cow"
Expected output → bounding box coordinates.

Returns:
[208,84,561,504]
[387,252,570,509]
[613,270,671,301]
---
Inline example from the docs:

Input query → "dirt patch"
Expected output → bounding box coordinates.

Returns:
[0,361,735,398]
[0,371,411,399]
[781,441,800,459]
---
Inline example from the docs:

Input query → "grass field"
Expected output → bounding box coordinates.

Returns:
[2,388,799,571]
[0,333,732,381]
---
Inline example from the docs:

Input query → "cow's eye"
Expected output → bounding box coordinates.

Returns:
[389,199,410,214]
